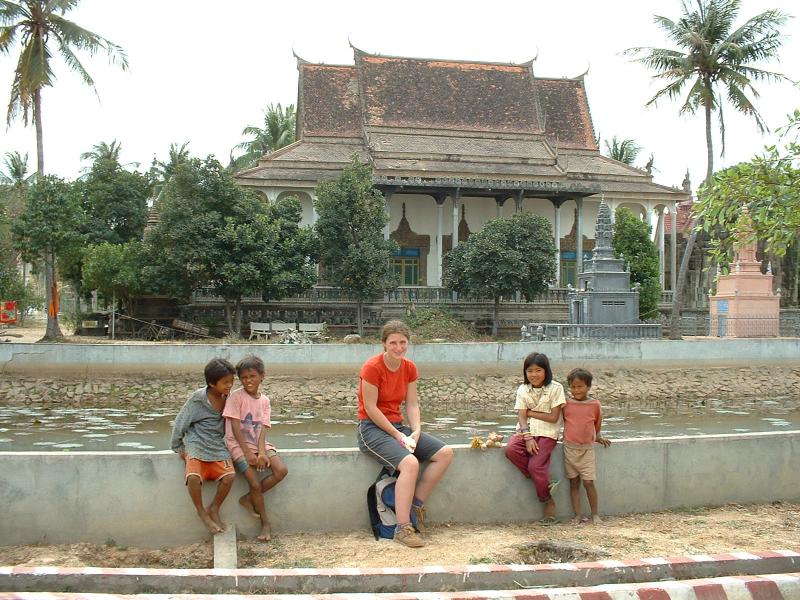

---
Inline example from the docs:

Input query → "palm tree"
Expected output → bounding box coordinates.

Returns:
[626,0,788,339]
[231,103,296,171]
[604,136,643,166]
[0,150,32,187]
[0,0,129,175]
[80,140,122,165]
[151,142,190,188]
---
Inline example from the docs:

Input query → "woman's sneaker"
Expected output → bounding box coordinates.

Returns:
[394,523,424,547]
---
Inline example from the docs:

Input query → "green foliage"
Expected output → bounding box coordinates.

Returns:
[444,213,556,301]
[604,136,642,166]
[143,157,317,334]
[12,176,84,265]
[612,207,661,320]
[82,241,145,306]
[697,109,800,264]
[444,212,556,337]
[314,156,397,334]
[231,103,296,171]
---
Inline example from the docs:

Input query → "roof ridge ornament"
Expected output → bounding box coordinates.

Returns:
[574,61,590,80]
[292,47,309,65]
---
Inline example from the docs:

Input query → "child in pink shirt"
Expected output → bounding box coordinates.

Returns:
[563,368,610,525]
[223,355,288,541]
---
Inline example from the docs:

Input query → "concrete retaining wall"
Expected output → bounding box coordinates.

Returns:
[1,338,799,375]
[1,431,798,547]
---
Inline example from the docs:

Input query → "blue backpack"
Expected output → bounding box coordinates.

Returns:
[367,467,418,539]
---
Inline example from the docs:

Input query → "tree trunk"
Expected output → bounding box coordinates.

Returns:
[669,100,715,340]
[224,300,233,336]
[33,88,44,176]
[233,299,242,338]
[43,252,63,340]
[492,296,499,338]
[356,300,364,337]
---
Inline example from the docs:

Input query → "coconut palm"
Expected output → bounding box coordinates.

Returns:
[80,140,122,165]
[0,0,129,175]
[151,142,190,188]
[626,0,788,339]
[604,137,643,166]
[231,103,296,171]
[0,150,32,187]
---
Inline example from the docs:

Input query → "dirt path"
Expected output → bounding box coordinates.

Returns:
[1,502,797,569]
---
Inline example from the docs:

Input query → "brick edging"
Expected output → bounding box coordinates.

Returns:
[0,550,798,595]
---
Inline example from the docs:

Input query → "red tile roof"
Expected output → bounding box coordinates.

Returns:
[298,64,361,137]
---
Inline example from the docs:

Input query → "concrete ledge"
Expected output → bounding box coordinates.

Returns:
[2,338,799,375]
[1,553,798,594]
[1,431,799,547]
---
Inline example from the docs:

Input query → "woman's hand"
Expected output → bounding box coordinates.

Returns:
[411,429,421,443]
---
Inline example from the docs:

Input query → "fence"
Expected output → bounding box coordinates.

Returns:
[522,322,663,341]
[192,286,571,305]
[677,313,799,337]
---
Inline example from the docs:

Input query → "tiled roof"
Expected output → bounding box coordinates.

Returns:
[366,130,554,161]
[298,64,361,137]
[356,51,542,134]
[536,78,597,150]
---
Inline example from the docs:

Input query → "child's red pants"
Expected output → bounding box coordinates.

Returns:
[504,435,558,502]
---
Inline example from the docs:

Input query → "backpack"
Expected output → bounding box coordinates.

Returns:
[367,467,418,539]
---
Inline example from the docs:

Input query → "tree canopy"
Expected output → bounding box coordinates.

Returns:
[231,103,296,171]
[444,212,556,337]
[12,175,84,338]
[697,109,800,264]
[314,156,396,335]
[604,136,643,166]
[612,207,662,320]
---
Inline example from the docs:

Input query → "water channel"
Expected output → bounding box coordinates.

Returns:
[1,398,798,451]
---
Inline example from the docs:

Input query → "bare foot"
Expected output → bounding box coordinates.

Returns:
[207,505,226,531]
[239,494,260,519]
[569,515,581,525]
[543,499,556,519]
[256,523,272,542]
[592,514,603,525]
[198,510,223,534]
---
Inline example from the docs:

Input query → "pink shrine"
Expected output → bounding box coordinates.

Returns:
[709,232,779,337]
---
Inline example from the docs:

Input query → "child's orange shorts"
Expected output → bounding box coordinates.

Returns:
[184,457,235,483]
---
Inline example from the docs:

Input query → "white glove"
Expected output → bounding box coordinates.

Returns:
[400,435,417,452]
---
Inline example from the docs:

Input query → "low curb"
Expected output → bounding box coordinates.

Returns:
[1,572,799,598]
[1,550,798,595]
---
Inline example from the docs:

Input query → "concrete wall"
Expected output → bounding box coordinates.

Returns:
[2,338,799,376]
[1,431,797,547]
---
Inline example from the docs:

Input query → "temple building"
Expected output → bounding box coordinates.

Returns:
[235,46,689,289]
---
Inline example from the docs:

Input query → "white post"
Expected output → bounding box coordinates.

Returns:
[670,204,677,292]
[436,197,445,286]
[553,200,562,287]
[575,197,584,276]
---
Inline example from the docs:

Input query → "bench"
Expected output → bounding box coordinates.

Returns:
[249,321,297,340]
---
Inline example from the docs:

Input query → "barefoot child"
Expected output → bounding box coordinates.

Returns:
[504,352,566,523]
[170,358,237,535]
[564,368,611,525]
[224,355,288,541]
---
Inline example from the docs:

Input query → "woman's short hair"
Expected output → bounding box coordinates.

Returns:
[522,352,553,386]
[381,320,411,343]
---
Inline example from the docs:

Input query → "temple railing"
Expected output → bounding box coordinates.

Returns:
[192,286,571,305]
[522,322,663,341]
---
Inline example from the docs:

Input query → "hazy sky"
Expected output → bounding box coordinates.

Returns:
[1,0,798,192]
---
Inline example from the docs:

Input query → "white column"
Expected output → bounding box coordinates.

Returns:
[553,200,562,287]
[657,207,666,288]
[451,190,461,248]
[670,204,677,292]
[383,191,393,241]
[607,198,617,223]
[310,194,318,227]
[266,189,279,203]
[435,196,445,286]
[575,197,584,276]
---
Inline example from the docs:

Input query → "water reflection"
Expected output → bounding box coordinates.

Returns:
[0,400,798,451]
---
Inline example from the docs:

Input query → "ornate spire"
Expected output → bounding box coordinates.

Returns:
[592,200,614,259]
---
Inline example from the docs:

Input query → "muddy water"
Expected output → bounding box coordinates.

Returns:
[1,400,798,451]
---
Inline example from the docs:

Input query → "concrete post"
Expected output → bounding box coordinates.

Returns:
[383,190,393,241]
[451,189,461,248]
[657,206,666,289]
[435,194,445,286]
[575,197,584,277]
[670,204,677,292]
[552,199,562,287]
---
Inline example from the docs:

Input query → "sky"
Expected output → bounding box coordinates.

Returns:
[1,0,799,192]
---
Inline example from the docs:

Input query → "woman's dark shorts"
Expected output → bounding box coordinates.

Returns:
[357,420,447,470]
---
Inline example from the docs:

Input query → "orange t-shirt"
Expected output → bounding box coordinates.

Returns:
[357,354,418,422]
[563,398,602,445]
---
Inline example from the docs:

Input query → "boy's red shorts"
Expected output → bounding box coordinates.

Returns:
[184,457,235,483]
